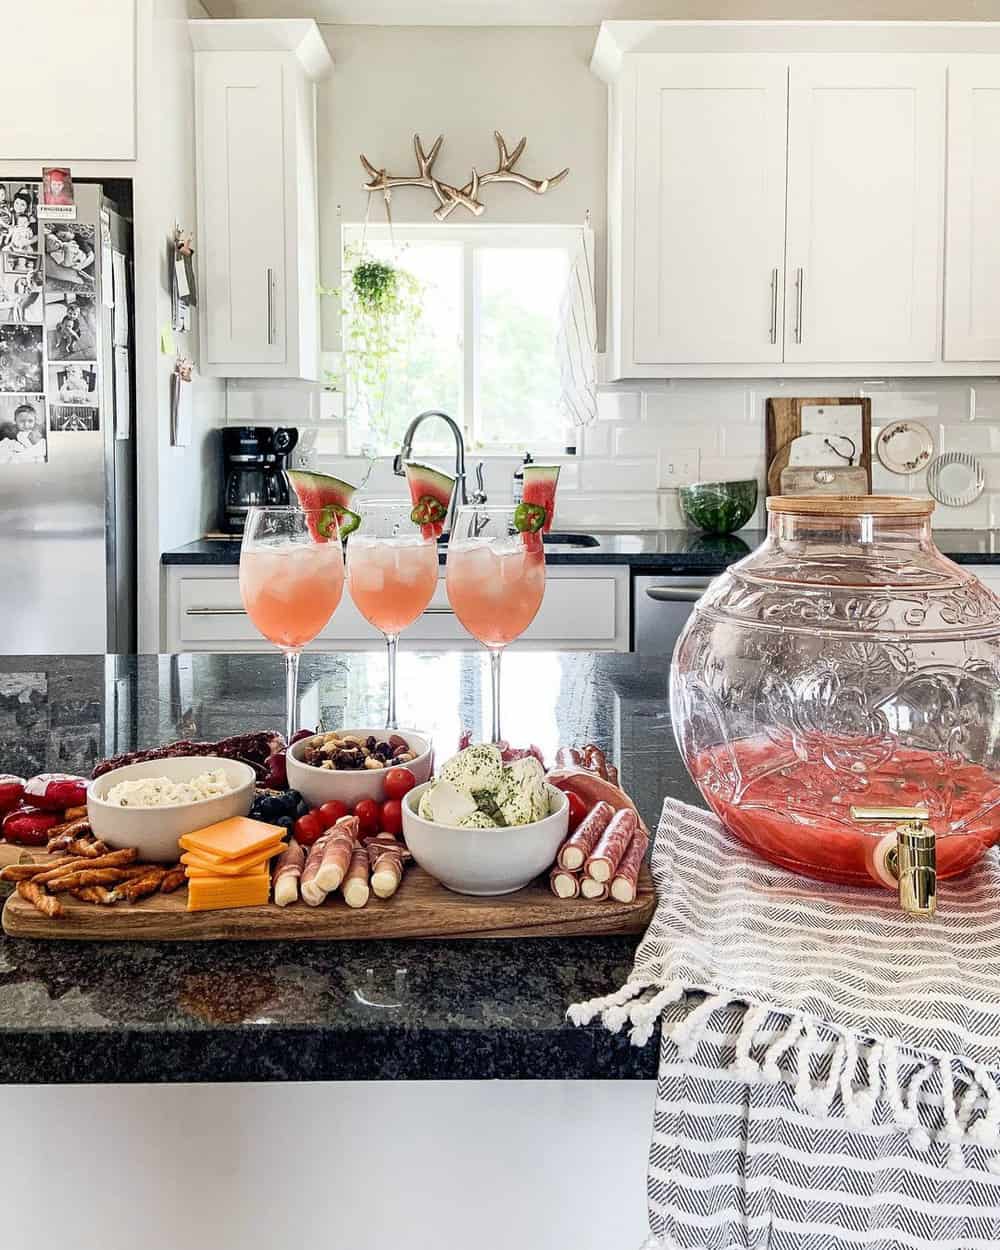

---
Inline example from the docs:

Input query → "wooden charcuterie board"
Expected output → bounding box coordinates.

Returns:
[1,858,654,942]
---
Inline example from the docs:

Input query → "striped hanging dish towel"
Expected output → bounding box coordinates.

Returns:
[557,226,598,428]
[570,798,1000,1249]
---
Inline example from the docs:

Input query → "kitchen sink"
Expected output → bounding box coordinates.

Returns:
[436,531,599,547]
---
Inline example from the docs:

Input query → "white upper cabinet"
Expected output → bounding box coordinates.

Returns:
[945,58,1000,361]
[632,57,788,365]
[192,21,331,381]
[784,57,944,365]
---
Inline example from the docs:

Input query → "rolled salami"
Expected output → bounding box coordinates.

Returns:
[273,838,306,908]
[557,800,614,871]
[549,866,580,899]
[341,845,370,909]
[610,828,649,903]
[315,816,358,893]
[585,807,638,883]
[580,876,608,901]
[300,831,333,907]
[583,744,610,781]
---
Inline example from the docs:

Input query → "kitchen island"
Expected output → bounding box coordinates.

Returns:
[0,650,694,1084]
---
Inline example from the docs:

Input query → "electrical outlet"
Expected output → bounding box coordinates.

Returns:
[658,449,700,488]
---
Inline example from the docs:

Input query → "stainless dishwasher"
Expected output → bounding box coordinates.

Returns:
[633,574,713,655]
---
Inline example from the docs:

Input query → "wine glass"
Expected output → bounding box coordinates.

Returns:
[347,498,439,729]
[445,504,546,743]
[239,506,345,743]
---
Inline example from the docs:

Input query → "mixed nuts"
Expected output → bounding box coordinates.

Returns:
[299,732,418,772]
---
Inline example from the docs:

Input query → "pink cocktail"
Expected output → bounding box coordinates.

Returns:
[348,535,438,635]
[240,542,345,649]
[445,542,545,647]
[446,506,547,742]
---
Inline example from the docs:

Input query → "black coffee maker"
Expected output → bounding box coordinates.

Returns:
[222,426,299,534]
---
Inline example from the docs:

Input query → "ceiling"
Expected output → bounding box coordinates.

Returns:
[203,1,1000,24]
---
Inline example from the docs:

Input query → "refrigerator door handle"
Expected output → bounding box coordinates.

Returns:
[266,267,274,346]
[185,607,248,617]
[644,586,706,603]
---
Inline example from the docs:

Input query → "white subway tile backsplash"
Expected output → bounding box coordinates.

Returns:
[556,492,661,529]
[613,424,665,458]
[596,390,641,423]
[581,458,658,493]
[645,384,749,425]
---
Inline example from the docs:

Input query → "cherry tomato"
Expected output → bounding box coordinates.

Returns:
[380,799,403,836]
[565,791,588,833]
[317,800,349,828]
[293,809,327,847]
[383,767,416,801]
[354,798,381,837]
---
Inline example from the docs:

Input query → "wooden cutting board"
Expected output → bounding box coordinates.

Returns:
[1,862,655,942]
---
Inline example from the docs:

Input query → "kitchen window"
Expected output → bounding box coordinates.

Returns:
[337,223,577,457]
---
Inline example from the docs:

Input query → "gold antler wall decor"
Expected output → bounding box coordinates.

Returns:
[360,132,569,221]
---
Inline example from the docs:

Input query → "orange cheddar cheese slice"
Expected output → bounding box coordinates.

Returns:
[186,867,271,912]
[184,858,271,880]
[179,816,284,862]
[181,842,286,877]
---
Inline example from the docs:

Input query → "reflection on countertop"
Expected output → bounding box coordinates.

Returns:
[0,650,696,1084]
[161,528,1000,571]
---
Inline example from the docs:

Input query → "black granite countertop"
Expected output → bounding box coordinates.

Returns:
[0,652,696,1083]
[161,528,1000,572]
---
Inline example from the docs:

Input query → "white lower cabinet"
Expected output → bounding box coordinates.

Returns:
[163,565,630,653]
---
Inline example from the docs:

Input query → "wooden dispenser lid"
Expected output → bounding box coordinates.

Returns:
[766,495,935,518]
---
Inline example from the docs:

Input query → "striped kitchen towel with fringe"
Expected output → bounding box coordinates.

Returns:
[570,797,1000,1250]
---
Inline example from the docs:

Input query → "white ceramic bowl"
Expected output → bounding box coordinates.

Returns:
[87,756,256,862]
[286,728,433,810]
[401,782,569,896]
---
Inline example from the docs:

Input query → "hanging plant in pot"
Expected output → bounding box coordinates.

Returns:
[321,242,425,452]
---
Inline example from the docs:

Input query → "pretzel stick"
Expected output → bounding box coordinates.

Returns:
[68,837,108,858]
[16,881,63,918]
[160,866,186,893]
[1,855,79,882]
[32,847,137,884]
[47,868,134,892]
[71,886,116,905]
[114,868,166,902]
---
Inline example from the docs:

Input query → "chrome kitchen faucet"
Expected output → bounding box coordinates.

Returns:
[393,410,487,536]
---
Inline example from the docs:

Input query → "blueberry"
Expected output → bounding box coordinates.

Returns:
[276,815,294,832]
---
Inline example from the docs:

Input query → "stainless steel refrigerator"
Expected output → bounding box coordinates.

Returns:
[0,182,135,654]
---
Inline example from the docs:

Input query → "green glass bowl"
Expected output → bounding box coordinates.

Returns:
[679,480,758,535]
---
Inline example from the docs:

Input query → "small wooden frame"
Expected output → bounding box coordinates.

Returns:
[766,396,873,496]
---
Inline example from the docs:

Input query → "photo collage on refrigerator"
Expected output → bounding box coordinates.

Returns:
[0,181,100,464]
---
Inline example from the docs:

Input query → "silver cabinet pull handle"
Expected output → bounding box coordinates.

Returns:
[185,607,248,617]
[769,267,778,345]
[794,267,804,344]
[266,267,274,346]
[423,606,455,615]
[645,586,705,603]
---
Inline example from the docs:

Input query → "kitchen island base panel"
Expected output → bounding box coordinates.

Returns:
[2,864,654,941]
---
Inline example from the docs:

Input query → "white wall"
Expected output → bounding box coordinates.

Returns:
[316,24,606,350]
[134,0,227,651]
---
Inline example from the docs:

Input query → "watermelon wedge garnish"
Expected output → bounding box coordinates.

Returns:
[522,465,560,534]
[403,461,455,539]
[285,470,360,540]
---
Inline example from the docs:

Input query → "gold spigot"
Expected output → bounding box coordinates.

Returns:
[850,806,937,918]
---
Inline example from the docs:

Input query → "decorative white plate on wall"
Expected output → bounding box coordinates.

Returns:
[875,420,934,475]
[926,452,985,508]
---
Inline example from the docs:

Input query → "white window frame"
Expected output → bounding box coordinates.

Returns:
[341,222,579,456]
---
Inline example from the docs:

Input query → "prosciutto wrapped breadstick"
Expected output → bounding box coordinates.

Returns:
[315,817,358,893]
[16,880,63,918]
[555,746,583,769]
[580,876,608,901]
[549,866,580,899]
[365,833,410,899]
[300,832,333,906]
[548,767,649,840]
[273,838,306,907]
[341,846,370,909]
[610,828,649,903]
[557,800,614,871]
[585,807,638,883]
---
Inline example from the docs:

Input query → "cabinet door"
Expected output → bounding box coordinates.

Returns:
[945,59,1000,362]
[632,57,788,365]
[784,57,944,364]
[198,53,287,368]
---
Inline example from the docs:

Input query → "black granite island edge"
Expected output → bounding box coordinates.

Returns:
[0,652,686,1083]
[161,529,1000,571]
